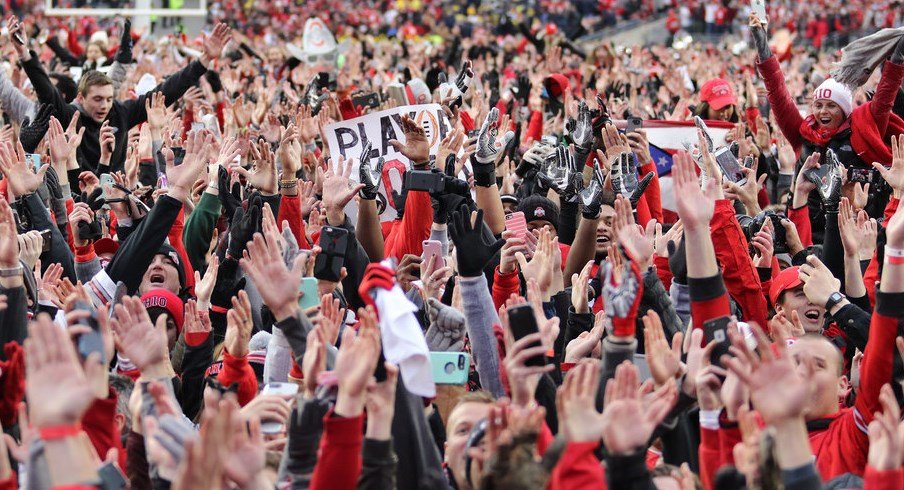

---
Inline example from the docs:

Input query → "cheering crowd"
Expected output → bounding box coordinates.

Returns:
[0,1,903,489]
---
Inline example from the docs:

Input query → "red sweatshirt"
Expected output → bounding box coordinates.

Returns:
[217,350,258,407]
[710,199,769,329]
[547,441,605,490]
[788,204,814,248]
[276,194,311,250]
[385,190,432,260]
[82,387,128,471]
[309,412,364,490]
[168,207,195,291]
[805,290,900,480]
[864,466,904,490]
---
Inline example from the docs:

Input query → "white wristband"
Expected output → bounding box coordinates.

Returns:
[700,409,721,430]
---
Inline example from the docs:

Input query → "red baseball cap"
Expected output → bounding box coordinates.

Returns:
[700,78,737,111]
[769,266,802,305]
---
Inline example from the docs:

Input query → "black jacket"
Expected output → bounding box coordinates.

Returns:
[21,52,207,175]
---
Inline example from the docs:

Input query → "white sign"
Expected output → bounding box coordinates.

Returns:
[323,104,452,221]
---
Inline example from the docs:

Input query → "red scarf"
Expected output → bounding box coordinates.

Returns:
[798,114,849,147]
[798,104,904,167]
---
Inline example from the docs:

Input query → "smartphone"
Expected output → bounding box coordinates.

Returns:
[847,167,873,184]
[74,301,106,364]
[625,116,643,133]
[298,277,320,310]
[314,226,349,282]
[431,352,470,385]
[374,349,388,383]
[751,0,768,25]
[422,239,444,274]
[714,147,747,184]
[190,122,205,132]
[504,211,528,241]
[40,229,52,252]
[505,304,546,367]
[404,170,445,193]
[261,383,299,434]
[386,84,408,106]
[352,92,381,109]
[703,316,733,369]
[99,173,115,200]
[25,153,41,172]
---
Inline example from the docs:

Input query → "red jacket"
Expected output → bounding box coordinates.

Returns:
[864,466,904,490]
[217,350,258,407]
[385,190,432,260]
[710,199,769,329]
[276,194,311,250]
[309,412,364,490]
[82,387,128,471]
[863,197,899,306]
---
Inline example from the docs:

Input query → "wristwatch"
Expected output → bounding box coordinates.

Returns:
[825,291,845,312]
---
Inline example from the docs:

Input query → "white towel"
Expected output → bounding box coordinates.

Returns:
[373,284,436,398]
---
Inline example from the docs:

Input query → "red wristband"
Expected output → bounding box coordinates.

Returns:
[888,256,904,265]
[39,424,82,441]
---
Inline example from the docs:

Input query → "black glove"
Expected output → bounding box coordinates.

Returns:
[218,166,243,224]
[226,195,262,259]
[448,206,504,278]
[358,142,384,200]
[630,172,655,207]
[750,21,771,61]
[115,19,133,64]
[892,35,904,64]
[591,94,612,136]
[82,187,106,212]
[444,154,457,177]
[568,100,594,155]
[472,108,514,187]
[77,218,102,242]
[431,170,470,224]
[539,145,581,202]
[820,150,844,211]
[667,239,688,286]
[515,73,531,105]
[579,159,606,219]
[210,257,247,310]
[611,152,640,198]
[694,116,714,153]
[19,104,52,153]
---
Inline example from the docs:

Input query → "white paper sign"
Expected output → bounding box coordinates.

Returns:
[322,104,452,221]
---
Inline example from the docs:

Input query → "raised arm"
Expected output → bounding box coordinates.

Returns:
[750,14,805,151]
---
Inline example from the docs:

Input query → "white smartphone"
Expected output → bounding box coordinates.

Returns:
[260,382,299,434]
[751,0,768,26]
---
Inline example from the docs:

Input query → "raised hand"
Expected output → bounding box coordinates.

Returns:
[224,291,253,358]
[334,306,382,417]
[24,316,101,428]
[0,140,48,197]
[110,296,171,375]
[232,139,277,195]
[322,154,365,225]
[448,207,505,278]
[240,232,306,321]
[569,100,594,152]
[642,310,684,387]
[201,23,232,67]
[168,130,213,200]
[721,324,809,425]
[388,115,430,165]
[99,121,116,166]
[873,135,904,196]
[614,195,655,271]
[425,297,466,352]
[748,13,772,61]
[557,360,605,442]
[146,91,168,132]
[600,246,644,339]
[474,108,515,167]
[578,159,605,219]
[673,151,716,231]
[601,362,678,455]
[866,384,904,471]
[359,152,384,201]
